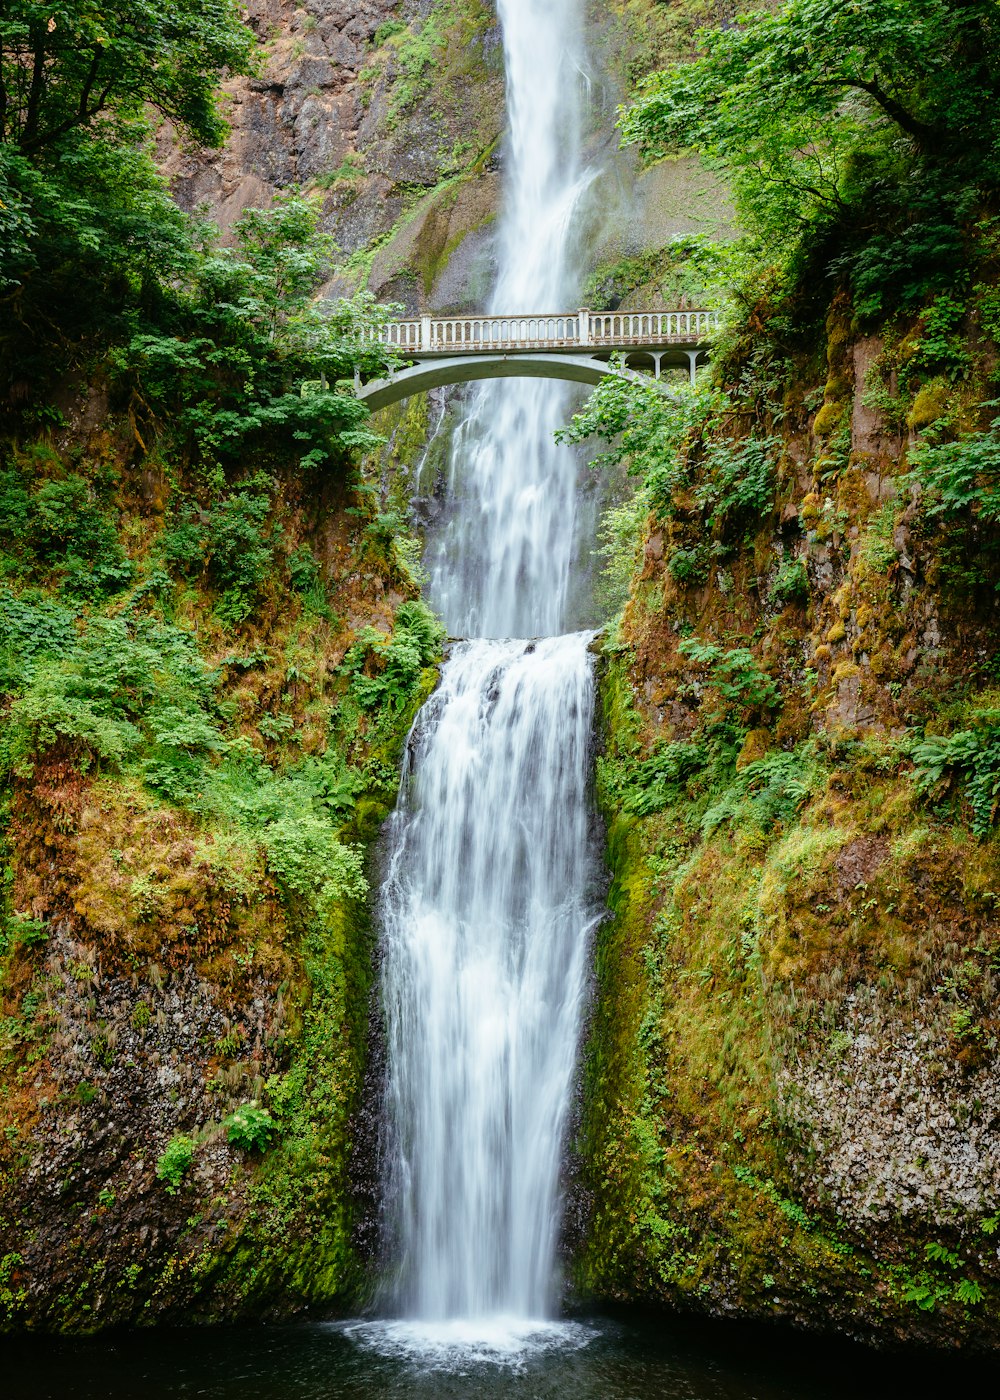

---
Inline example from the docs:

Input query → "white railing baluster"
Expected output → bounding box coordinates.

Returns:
[363,306,720,377]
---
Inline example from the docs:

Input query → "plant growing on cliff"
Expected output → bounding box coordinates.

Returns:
[909,415,1000,525]
[117,195,395,474]
[224,1104,278,1153]
[155,1134,195,1194]
[912,714,1000,836]
[340,600,445,715]
[678,638,780,721]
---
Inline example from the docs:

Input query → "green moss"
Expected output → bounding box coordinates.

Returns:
[812,399,846,438]
[907,377,951,430]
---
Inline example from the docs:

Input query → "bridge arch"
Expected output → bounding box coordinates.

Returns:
[356,349,703,413]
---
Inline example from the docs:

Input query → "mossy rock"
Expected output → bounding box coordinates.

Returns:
[813,399,847,438]
[907,377,950,430]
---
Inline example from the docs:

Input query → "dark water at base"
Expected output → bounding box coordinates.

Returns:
[4,1314,996,1400]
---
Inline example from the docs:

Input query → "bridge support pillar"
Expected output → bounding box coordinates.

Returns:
[685,349,701,385]
[652,353,663,381]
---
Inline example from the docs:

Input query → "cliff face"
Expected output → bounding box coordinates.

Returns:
[158,0,733,316]
[0,375,444,1327]
[158,0,505,314]
[578,292,1000,1348]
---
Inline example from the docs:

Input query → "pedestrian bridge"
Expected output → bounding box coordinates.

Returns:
[356,309,721,411]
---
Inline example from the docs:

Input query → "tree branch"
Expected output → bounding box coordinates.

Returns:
[812,72,943,148]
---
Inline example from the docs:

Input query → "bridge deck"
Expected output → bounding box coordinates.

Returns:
[373,308,720,357]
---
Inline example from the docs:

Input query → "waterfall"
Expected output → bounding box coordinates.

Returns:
[375,0,599,1340]
[380,637,598,1321]
[426,0,593,638]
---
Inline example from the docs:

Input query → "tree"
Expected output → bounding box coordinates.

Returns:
[620,0,1000,304]
[0,1,254,393]
[0,0,254,153]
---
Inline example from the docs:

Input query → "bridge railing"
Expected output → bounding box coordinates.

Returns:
[373,309,721,354]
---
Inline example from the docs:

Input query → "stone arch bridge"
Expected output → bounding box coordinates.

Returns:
[355,309,720,412]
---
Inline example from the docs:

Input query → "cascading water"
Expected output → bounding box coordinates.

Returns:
[426,0,594,639]
[374,0,600,1345]
[380,637,599,1322]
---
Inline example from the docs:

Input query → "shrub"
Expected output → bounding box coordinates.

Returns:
[698,435,780,532]
[771,555,809,604]
[155,1134,195,1194]
[206,491,275,624]
[263,814,368,905]
[679,638,781,718]
[341,599,443,713]
[225,1104,278,1153]
[667,545,709,585]
[912,715,1000,836]
[908,417,1000,524]
[622,741,706,816]
[702,749,821,836]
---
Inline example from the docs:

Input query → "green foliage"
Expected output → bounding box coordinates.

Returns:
[263,813,367,907]
[0,589,76,687]
[372,19,407,47]
[162,488,275,624]
[0,0,253,371]
[155,1134,195,1194]
[225,1104,278,1153]
[620,742,706,817]
[908,293,970,379]
[702,750,820,837]
[287,545,332,618]
[620,0,1000,311]
[696,435,779,533]
[678,638,780,718]
[912,714,1000,836]
[0,1,255,156]
[340,600,444,714]
[0,600,218,776]
[908,416,1000,524]
[666,545,709,586]
[116,196,396,474]
[771,555,809,605]
[559,373,720,515]
[0,467,134,599]
[561,373,777,541]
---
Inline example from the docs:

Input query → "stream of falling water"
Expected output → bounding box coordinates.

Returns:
[370,0,601,1359]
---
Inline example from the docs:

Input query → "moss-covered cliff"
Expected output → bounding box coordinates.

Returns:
[574,272,1000,1350]
[0,375,444,1327]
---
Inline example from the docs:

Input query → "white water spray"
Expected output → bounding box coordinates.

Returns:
[378,0,599,1340]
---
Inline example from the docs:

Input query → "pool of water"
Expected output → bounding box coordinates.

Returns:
[5,1312,994,1399]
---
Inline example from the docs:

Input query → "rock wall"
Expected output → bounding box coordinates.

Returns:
[158,0,506,313]
[578,295,1000,1349]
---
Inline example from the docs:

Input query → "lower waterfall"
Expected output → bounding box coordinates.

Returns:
[379,635,599,1324]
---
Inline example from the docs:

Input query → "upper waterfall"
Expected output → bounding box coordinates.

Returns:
[425,0,594,640]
